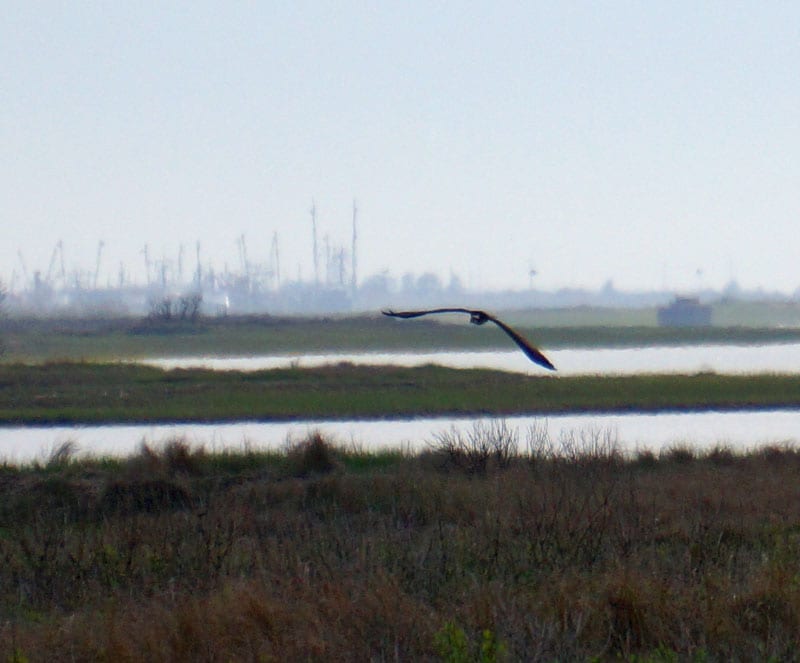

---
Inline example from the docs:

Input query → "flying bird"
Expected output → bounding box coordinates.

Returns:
[382,308,556,371]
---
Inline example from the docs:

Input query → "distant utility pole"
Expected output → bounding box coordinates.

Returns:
[142,244,151,287]
[45,240,64,287]
[311,201,319,285]
[351,199,358,297]
[271,232,280,289]
[94,240,105,289]
[177,244,185,284]
[58,240,66,287]
[237,234,249,284]
[337,247,346,286]
[195,241,202,288]
[324,234,331,286]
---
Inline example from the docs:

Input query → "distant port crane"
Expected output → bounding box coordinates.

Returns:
[381,308,556,371]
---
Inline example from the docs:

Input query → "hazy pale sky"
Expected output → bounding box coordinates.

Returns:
[2,2,799,293]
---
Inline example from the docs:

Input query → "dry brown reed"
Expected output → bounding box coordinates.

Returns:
[3,430,800,660]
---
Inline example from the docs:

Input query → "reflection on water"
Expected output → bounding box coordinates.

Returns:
[141,343,800,376]
[3,410,800,464]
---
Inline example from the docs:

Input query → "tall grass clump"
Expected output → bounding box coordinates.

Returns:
[659,443,697,465]
[113,437,208,480]
[704,443,737,466]
[526,421,622,467]
[4,427,800,659]
[758,441,800,466]
[284,430,341,477]
[45,439,78,470]
[429,419,518,474]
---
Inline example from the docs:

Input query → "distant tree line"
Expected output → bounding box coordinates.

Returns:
[359,271,464,303]
[147,293,203,322]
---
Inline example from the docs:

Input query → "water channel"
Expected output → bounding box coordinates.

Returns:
[3,410,800,465]
[141,342,800,376]
[4,344,800,463]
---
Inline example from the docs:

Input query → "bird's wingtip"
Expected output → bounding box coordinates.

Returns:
[537,354,556,371]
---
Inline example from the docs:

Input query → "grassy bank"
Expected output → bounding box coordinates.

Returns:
[3,432,800,660]
[4,362,800,424]
[4,314,800,362]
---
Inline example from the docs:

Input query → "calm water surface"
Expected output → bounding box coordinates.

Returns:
[142,343,800,375]
[3,410,799,464]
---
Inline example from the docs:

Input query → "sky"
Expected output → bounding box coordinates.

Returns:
[2,2,799,294]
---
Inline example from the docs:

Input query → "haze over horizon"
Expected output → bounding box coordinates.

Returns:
[3,3,799,295]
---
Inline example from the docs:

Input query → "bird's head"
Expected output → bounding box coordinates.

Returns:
[469,311,490,325]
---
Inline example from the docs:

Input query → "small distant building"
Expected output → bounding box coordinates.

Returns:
[657,296,712,327]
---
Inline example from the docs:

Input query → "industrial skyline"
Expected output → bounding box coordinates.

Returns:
[7,200,362,296]
[8,221,794,305]
[4,207,796,319]
[3,5,799,296]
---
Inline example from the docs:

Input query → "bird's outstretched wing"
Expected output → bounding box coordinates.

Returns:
[380,308,474,319]
[482,313,556,371]
[382,308,556,371]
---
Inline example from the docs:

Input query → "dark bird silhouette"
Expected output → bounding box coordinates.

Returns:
[382,308,556,371]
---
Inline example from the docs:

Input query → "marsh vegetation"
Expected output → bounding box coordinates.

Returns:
[4,362,800,424]
[3,430,800,660]
[4,311,800,659]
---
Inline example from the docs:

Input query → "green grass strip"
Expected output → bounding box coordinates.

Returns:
[2,362,800,424]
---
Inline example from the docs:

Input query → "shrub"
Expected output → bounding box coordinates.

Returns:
[430,420,518,475]
[285,431,340,477]
[660,444,696,465]
[127,438,206,478]
[705,444,737,466]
